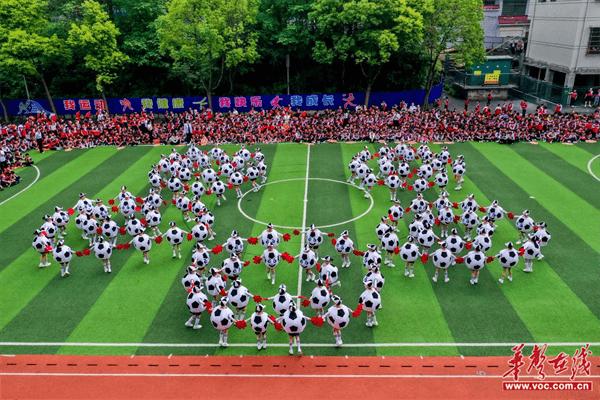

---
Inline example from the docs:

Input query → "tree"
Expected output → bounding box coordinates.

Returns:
[310,0,423,106]
[0,0,66,113]
[416,0,485,108]
[156,0,259,108]
[67,0,128,107]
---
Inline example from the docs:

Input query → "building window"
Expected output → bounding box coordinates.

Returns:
[588,28,600,55]
[503,0,527,16]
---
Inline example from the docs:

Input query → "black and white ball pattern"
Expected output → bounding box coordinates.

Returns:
[93,239,113,260]
[444,235,465,254]
[381,231,399,253]
[133,234,152,252]
[52,243,73,264]
[335,236,354,254]
[222,257,243,278]
[299,250,317,269]
[206,274,225,297]
[464,250,485,271]
[187,291,208,314]
[229,285,251,310]
[496,248,519,268]
[211,180,226,196]
[358,289,381,312]
[399,241,419,262]
[210,306,234,330]
[126,218,143,236]
[166,227,185,245]
[431,248,455,269]
[280,308,307,335]
[262,249,281,268]
[310,286,330,310]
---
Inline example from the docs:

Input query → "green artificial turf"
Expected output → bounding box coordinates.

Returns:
[0,142,598,357]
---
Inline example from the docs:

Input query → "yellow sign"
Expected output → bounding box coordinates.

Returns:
[484,72,501,85]
[474,70,482,76]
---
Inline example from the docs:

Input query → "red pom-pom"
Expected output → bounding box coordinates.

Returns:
[393,247,400,255]
[212,244,223,254]
[421,253,429,264]
[124,243,131,250]
[282,252,294,263]
[518,247,525,256]
[206,190,212,195]
[217,171,222,176]
[404,207,411,213]
[253,295,262,303]
[310,316,324,327]
[407,173,413,179]
[248,237,258,245]
[301,298,310,307]
[134,206,141,212]
[428,181,435,187]
[187,233,193,241]
[96,227,103,235]
[119,226,126,235]
[67,208,75,216]
[222,275,227,281]
[193,162,199,169]
[373,152,380,158]
[253,255,262,264]
[243,176,249,182]
[479,206,487,213]
[315,262,321,272]
[507,212,515,220]
[293,229,301,236]
[45,245,53,253]
[331,238,337,245]
[327,232,335,238]
[388,213,395,222]
[188,203,193,211]
[352,303,363,318]
[447,158,452,164]
[135,196,143,204]
[108,199,115,205]
[377,179,384,186]
[243,260,250,267]
[353,249,364,256]
[434,218,441,226]
[204,300,213,314]
[155,236,163,244]
[407,185,414,191]
[115,244,123,250]
[465,242,472,250]
[160,181,167,188]
[76,251,83,257]
[219,289,227,297]
[401,181,407,188]
[111,205,119,212]
[486,256,495,264]
[171,199,176,205]
[274,321,283,331]
[235,320,247,329]
[453,215,460,223]
[140,218,147,226]
[452,202,459,209]
[227,183,233,190]
[231,162,237,168]
[282,233,291,242]
[455,256,465,264]
[83,248,91,256]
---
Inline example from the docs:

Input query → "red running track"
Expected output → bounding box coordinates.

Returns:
[1,355,599,399]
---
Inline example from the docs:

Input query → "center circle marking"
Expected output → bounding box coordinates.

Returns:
[237,178,374,230]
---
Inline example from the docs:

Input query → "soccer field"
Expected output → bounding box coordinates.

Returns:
[1,141,599,358]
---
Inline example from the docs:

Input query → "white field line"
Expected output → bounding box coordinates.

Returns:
[0,166,40,207]
[297,145,311,305]
[587,154,600,182]
[0,341,598,348]
[3,372,600,379]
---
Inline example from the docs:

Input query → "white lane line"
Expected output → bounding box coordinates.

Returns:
[2,372,599,379]
[0,166,40,206]
[0,342,597,348]
[587,154,600,182]
[297,145,311,305]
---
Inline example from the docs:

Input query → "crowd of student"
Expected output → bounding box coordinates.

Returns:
[0,99,598,189]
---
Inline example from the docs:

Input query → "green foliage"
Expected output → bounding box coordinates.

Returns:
[156,0,259,100]
[67,0,129,93]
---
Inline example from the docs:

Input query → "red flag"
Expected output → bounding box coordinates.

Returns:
[388,213,395,222]
[204,300,213,314]
[67,208,75,216]
[401,182,407,188]
[404,207,411,213]
[282,233,291,242]
[227,183,233,190]
[219,288,227,297]
[315,262,321,272]
[45,245,53,253]
[518,247,525,256]
[134,206,141,212]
